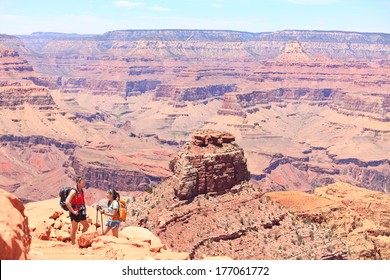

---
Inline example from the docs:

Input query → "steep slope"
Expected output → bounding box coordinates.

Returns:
[268,182,390,259]
[127,131,347,260]
[0,36,176,203]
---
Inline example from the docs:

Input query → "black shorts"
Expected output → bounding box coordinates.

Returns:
[69,211,87,222]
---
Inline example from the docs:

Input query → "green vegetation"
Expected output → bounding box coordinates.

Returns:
[310,230,314,241]
[144,187,153,194]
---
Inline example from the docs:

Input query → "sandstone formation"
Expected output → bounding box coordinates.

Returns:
[169,130,250,200]
[0,189,31,259]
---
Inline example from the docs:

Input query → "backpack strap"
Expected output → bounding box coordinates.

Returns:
[113,199,120,220]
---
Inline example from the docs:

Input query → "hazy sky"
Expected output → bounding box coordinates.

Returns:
[0,0,389,35]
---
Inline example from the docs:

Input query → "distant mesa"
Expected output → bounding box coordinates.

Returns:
[169,130,250,200]
[277,40,314,62]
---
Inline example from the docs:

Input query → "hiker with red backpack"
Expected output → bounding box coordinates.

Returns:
[97,189,121,237]
[65,176,89,245]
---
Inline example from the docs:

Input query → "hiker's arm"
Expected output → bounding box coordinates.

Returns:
[65,190,78,215]
[103,203,118,217]
[102,209,117,217]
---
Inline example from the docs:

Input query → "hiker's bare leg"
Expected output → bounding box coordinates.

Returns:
[80,219,89,233]
[70,220,78,245]
[112,227,119,238]
[103,226,111,235]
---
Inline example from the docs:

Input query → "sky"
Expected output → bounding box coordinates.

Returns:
[0,0,389,35]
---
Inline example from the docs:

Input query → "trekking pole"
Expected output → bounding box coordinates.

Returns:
[95,207,98,231]
[100,210,104,235]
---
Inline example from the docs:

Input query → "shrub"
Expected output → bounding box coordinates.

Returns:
[144,187,153,194]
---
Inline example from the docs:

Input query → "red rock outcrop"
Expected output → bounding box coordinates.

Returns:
[78,232,100,248]
[169,130,250,200]
[268,182,390,259]
[0,189,31,259]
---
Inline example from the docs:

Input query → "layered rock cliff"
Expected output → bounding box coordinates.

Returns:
[70,156,163,192]
[24,30,389,60]
[126,79,161,97]
[155,84,237,101]
[331,92,390,121]
[0,86,56,108]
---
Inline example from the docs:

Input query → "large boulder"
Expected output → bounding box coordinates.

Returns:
[78,231,99,248]
[0,189,31,259]
[170,130,250,200]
